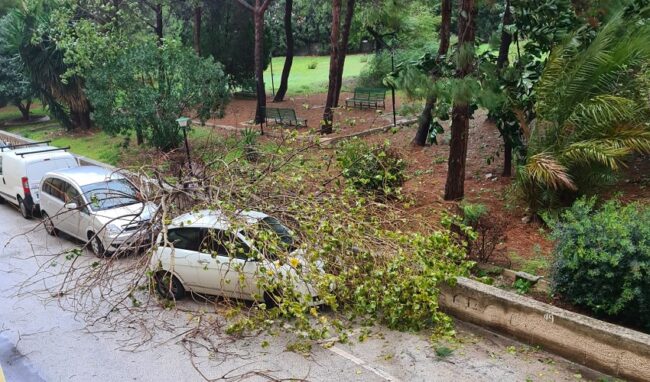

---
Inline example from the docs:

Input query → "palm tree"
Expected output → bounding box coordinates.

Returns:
[1,1,92,130]
[518,8,650,211]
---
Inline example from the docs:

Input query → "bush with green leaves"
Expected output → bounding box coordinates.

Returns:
[86,38,229,151]
[550,197,650,331]
[336,138,406,197]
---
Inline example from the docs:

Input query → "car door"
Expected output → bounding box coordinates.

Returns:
[44,178,68,231]
[198,230,261,300]
[160,227,207,291]
[60,182,85,240]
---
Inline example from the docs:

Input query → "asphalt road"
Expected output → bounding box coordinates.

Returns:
[0,202,608,382]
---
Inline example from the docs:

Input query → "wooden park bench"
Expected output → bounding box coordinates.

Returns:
[345,88,387,110]
[263,107,308,127]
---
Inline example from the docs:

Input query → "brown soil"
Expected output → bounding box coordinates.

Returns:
[206,93,406,138]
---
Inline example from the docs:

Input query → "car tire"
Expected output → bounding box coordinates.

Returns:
[155,271,185,300]
[18,197,31,219]
[42,212,57,236]
[88,233,108,258]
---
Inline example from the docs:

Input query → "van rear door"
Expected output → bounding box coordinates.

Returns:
[26,157,78,203]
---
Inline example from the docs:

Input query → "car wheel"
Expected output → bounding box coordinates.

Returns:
[155,271,185,300]
[42,212,57,236]
[88,233,108,258]
[18,197,31,219]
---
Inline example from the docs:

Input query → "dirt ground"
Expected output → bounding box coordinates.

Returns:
[208,92,405,137]
[170,94,650,271]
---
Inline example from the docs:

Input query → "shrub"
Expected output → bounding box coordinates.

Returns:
[460,203,505,263]
[307,61,318,70]
[550,197,650,330]
[336,138,406,198]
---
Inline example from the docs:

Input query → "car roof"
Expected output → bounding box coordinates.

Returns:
[169,209,269,230]
[45,165,125,187]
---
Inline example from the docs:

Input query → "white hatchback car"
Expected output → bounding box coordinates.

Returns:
[39,166,157,257]
[150,209,321,304]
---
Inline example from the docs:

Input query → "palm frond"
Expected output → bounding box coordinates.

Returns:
[524,153,577,191]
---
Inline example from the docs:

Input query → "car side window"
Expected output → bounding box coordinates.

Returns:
[167,228,204,252]
[203,229,251,260]
[42,179,52,195]
[48,179,66,201]
[0,156,3,175]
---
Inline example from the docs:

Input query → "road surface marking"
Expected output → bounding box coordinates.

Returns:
[326,345,401,381]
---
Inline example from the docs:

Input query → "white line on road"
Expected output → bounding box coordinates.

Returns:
[326,345,401,382]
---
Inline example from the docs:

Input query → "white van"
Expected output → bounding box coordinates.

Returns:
[0,142,79,218]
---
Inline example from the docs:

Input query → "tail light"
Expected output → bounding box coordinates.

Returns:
[21,177,31,196]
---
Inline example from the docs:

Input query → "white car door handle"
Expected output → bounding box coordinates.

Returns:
[197,259,210,265]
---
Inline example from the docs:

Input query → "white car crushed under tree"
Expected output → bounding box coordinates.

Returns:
[150,209,322,306]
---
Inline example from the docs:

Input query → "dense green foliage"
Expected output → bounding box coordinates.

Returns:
[336,138,406,198]
[0,53,33,112]
[86,38,228,151]
[518,6,650,211]
[550,197,650,331]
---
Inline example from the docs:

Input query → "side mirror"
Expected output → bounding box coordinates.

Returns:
[65,202,78,210]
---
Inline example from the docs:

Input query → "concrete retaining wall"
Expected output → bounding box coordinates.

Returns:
[440,277,650,381]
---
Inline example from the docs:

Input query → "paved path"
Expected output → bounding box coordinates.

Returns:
[0,203,608,382]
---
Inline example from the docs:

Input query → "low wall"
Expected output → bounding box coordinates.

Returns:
[440,277,650,381]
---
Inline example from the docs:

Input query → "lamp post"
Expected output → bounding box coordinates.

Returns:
[176,116,192,172]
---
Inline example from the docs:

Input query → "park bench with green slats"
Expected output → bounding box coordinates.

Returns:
[263,107,308,127]
[345,88,387,109]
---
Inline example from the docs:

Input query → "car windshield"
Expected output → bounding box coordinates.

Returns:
[81,178,139,211]
[257,216,295,248]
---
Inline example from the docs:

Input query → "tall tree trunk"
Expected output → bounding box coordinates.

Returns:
[497,0,513,176]
[235,0,272,125]
[193,6,202,56]
[333,0,356,107]
[496,0,512,70]
[413,0,452,146]
[273,0,294,102]
[444,0,476,201]
[253,7,266,124]
[154,3,163,44]
[322,0,342,135]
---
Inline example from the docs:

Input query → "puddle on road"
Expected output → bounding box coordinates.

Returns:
[0,334,45,382]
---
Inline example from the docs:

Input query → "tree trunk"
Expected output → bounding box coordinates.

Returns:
[413,97,435,146]
[154,3,163,45]
[496,0,512,70]
[322,0,341,135]
[15,100,31,121]
[273,0,294,102]
[444,0,476,201]
[498,0,513,177]
[193,6,202,56]
[413,0,452,146]
[333,0,356,107]
[503,139,512,176]
[253,7,266,124]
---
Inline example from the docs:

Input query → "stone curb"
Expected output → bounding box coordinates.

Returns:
[440,277,650,381]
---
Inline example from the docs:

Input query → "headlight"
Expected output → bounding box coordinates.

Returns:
[105,224,122,235]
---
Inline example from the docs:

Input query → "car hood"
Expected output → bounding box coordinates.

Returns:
[94,202,157,228]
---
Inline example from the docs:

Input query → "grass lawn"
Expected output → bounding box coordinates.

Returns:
[2,120,125,165]
[263,54,369,96]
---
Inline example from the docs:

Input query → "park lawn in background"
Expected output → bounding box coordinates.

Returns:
[0,104,47,123]
[3,120,124,165]
[264,54,369,96]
